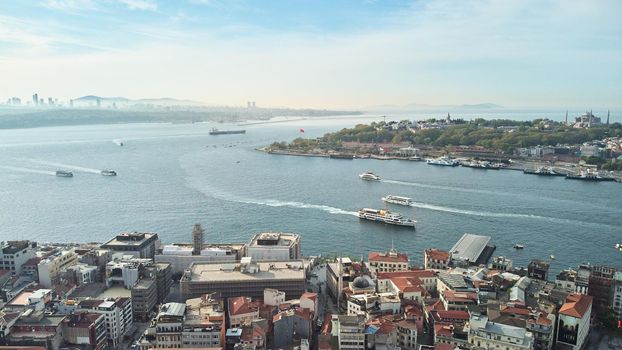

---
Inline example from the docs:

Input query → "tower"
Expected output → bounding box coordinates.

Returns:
[192,223,204,255]
[607,110,610,125]
[565,110,568,125]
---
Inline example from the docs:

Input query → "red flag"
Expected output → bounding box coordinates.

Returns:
[299,128,305,133]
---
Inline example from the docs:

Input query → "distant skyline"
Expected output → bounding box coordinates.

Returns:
[1,0,621,109]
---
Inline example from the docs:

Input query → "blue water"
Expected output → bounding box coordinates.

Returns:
[0,114,621,275]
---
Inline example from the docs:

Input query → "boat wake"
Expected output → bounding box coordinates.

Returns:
[408,201,617,228]
[25,159,102,174]
[0,166,56,176]
[382,179,511,197]
[189,181,357,217]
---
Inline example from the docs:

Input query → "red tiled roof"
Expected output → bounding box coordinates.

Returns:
[319,341,332,350]
[23,258,42,266]
[434,323,454,337]
[390,276,425,293]
[321,313,332,334]
[427,299,445,312]
[377,270,436,280]
[434,310,470,320]
[425,249,449,261]
[301,292,317,301]
[377,321,396,334]
[396,319,418,330]
[559,293,592,318]
[0,269,12,277]
[404,304,423,317]
[501,306,530,316]
[435,343,456,350]
[368,251,408,263]
[442,290,478,303]
[228,297,259,316]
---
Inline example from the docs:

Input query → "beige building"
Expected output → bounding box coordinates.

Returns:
[424,249,450,270]
[37,248,79,288]
[467,314,533,350]
[180,258,305,300]
[367,249,409,275]
[246,232,301,261]
[334,314,366,350]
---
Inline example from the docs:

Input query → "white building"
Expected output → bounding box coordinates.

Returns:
[334,314,366,350]
[37,249,79,288]
[557,293,593,350]
[614,272,622,320]
[467,314,533,350]
[66,263,97,286]
[263,288,285,306]
[105,254,152,288]
[0,240,37,274]
[246,232,301,261]
[78,297,133,348]
[156,244,238,273]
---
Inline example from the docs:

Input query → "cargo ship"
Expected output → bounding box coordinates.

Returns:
[209,128,246,135]
[358,208,416,228]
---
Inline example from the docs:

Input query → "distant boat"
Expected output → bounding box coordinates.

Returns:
[209,128,246,135]
[550,255,556,260]
[426,156,459,166]
[359,171,381,181]
[513,244,524,249]
[408,156,423,161]
[616,244,622,252]
[113,140,124,146]
[56,170,73,177]
[101,170,117,176]
[382,195,414,206]
[523,166,563,176]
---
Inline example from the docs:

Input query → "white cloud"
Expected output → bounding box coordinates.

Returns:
[116,0,157,11]
[1,0,621,108]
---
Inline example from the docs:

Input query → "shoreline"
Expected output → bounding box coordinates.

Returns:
[258,148,622,182]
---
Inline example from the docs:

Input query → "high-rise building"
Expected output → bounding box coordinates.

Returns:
[588,265,616,316]
[32,93,39,105]
[192,224,204,255]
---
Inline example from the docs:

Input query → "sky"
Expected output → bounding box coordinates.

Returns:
[0,0,621,109]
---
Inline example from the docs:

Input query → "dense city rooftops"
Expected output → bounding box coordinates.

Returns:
[368,251,409,263]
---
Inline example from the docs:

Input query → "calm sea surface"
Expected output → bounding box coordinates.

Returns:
[1,112,620,275]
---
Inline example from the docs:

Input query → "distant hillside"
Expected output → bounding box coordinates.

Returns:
[0,107,361,129]
[72,95,205,108]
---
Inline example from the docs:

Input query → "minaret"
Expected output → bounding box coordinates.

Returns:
[565,110,568,125]
[607,110,610,125]
[192,223,204,255]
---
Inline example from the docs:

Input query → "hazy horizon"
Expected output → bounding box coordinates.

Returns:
[1,0,621,109]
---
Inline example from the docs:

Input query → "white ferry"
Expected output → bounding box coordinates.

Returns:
[101,170,117,176]
[382,195,414,206]
[55,170,73,177]
[357,208,416,228]
[426,156,458,167]
[359,171,381,181]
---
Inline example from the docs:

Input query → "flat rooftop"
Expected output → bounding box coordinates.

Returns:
[102,232,158,247]
[249,232,299,247]
[449,233,491,263]
[185,260,305,282]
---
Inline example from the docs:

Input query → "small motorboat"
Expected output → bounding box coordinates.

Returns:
[513,244,524,250]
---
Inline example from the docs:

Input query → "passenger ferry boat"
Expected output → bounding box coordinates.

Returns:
[382,195,414,206]
[55,170,73,177]
[357,208,416,228]
[359,171,381,181]
[523,167,563,176]
[426,156,458,166]
[566,169,615,181]
[101,170,117,176]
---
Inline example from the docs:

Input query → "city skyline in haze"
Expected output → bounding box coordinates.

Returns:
[1,0,621,109]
